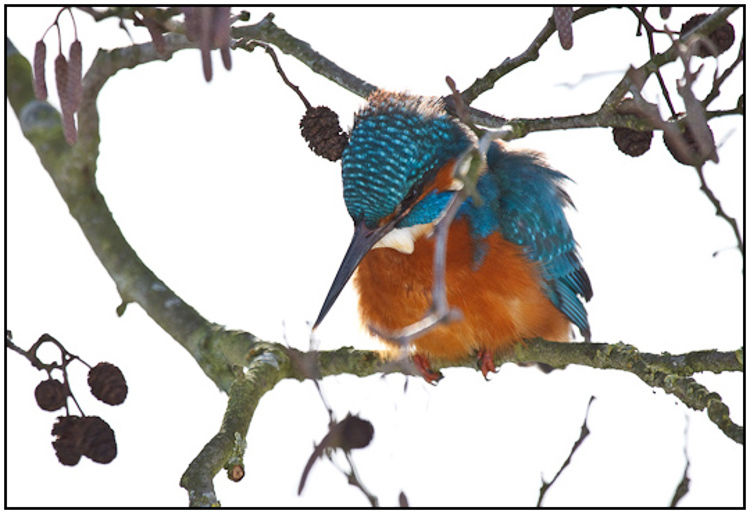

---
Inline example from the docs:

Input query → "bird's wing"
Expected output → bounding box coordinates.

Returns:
[476,143,593,339]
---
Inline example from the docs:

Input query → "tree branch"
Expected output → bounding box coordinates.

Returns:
[177,338,742,505]
[231,12,377,99]
[538,396,596,506]
[461,7,611,105]
[180,347,287,506]
[602,6,740,110]
[7,9,743,504]
[7,37,255,392]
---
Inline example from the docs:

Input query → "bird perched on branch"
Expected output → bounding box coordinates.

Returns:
[314,90,592,382]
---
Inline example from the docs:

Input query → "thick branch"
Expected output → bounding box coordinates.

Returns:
[7,37,255,392]
[177,338,742,504]
[508,340,743,444]
[8,13,743,504]
[180,347,287,506]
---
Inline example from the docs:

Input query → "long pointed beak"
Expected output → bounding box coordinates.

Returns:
[314,220,390,329]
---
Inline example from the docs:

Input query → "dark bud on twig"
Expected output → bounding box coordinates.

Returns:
[660,7,672,20]
[88,362,128,405]
[553,7,574,50]
[612,98,653,157]
[663,113,716,166]
[33,40,48,101]
[680,14,735,58]
[300,106,349,162]
[298,413,373,494]
[35,378,68,411]
[337,414,374,451]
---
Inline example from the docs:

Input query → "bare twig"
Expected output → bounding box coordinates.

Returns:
[703,37,745,107]
[627,7,677,117]
[670,417,691,507]
[538,396,596,506]
[695,166,744,260]
[603,7,739,110]
[235,38,312,110]
[343,451,379,507]
[231,13,377,100]
[461,7,610,105]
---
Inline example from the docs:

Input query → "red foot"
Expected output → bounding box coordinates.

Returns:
[477,349,497,379]
[412,354,443,384]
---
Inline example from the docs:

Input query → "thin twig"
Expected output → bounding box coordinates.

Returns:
[344,451,379,507]
[231,13,377,100]
[696,166,744,261]
[461,7,610,105]
[234,38,312,110]
[538,396,596,506]
[602,7,739,110]
[703,37,745,107]
[670,416,691,507]
[627,7,677,117]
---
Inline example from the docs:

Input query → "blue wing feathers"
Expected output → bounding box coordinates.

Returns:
[482,143,592,338]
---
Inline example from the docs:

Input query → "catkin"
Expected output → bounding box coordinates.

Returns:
[33,40,48,101]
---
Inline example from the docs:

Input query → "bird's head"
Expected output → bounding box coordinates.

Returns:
[314,91,473,328]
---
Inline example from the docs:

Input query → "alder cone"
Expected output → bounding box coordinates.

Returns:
[51,415,117,465]
[613,126,653,157]
[300,106,349,162]
[52,416,84,466]
[35,378,68,411]
[80,416,117,464]
[663,114,716,166]
[88,362,128,405]
[680,13,735,57]
[612,98,653,157]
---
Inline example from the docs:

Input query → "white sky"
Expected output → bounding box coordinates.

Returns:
[6,6,744,507]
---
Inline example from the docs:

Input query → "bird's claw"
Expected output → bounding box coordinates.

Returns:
[413,354,443,384]
[477,349,497,380]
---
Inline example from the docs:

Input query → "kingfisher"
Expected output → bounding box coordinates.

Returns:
[314,90,592,382]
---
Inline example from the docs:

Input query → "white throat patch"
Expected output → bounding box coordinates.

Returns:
[373,223,434,254]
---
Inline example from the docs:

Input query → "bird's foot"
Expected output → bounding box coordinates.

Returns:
[412,354,442,384]
[477,349,497,379]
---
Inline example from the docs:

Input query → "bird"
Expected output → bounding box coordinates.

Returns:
[313,90,592,382]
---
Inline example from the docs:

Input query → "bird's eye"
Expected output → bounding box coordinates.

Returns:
[403,188,420,204]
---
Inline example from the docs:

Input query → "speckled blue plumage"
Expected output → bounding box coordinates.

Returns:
[342,93,471,227]
[481,144,593,338]
[340,91,592,339]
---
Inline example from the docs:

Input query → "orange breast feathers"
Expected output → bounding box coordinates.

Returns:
[353,218,572,362]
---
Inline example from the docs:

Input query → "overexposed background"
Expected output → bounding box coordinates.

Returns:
[6,6,744,507]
